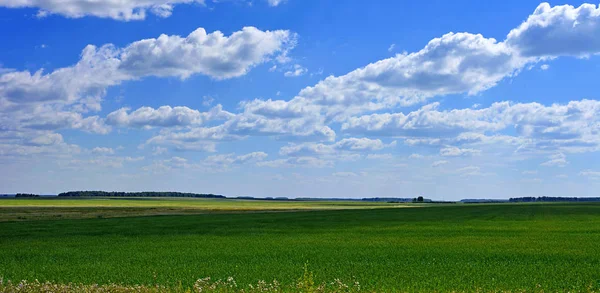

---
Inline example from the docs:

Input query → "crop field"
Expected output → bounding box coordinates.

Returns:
[0,198,405,222]
[1,199,600,292]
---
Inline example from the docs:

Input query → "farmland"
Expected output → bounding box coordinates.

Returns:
[0,199,600,292]
[0,198,404,222]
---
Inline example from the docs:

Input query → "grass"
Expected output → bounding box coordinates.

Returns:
[0,200,599,292]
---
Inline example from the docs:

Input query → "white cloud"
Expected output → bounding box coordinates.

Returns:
[343,99,600,154]
[266,0,287,7]
[106,105,233,128]
[279,138,396,157]
[409,153,424,159]
[431,160,448,167]
[440,146,481,157]
[521,170,538,175]
[541,152,568,167]
[366,153,393,160]
[388,43,396,52]
[91,147,114,155]
[257,156,332,168]
[580,170,600,178]
[455,165,486,177]
[540,64,550,70]
[152,146,168,156]
[0,27,295,158]
[506,3,600,58]
[204,152,268,169]
[284,64,307,77]
[0,0,204,21]
[118,27,295,80]
[233,3,600,125]
[69,155,144,169]
[202,96,215,107]
[0,0,288,21]
[1,27,294,106]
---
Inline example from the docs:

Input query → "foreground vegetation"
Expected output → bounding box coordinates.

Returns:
[1,201,599,292]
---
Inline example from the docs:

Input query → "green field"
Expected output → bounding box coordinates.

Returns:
[1,199,600,292]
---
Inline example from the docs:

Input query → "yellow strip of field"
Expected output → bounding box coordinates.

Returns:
[0,197,411,210]
[0,197,415,221]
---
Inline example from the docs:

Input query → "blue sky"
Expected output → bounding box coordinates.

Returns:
[2,0,600,199]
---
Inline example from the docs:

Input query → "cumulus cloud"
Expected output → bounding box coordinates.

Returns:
[279,138,396,157]
[69,155,144,169]
[284,64,307,77]
[343,99,600,154]
[440,146,481,157]
[91,147,115,155]
[118,27,295,79]
[204,152,268,168]
[106,105,233,128]
[1,26,293,107]
[366,153,393,160]
[506,3,600,58]
[233,3,600,124]
[0,0,287,21]
[0,130,80,159]
[0,26,294,158]
[409,153,424,159]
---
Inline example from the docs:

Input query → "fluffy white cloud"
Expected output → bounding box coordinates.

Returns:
[1,27,293,106]
[0,0,288,20]
[279,138,396,157]
[0,0,204,20]
[440,146,481,157]
[235,3,600,124]
[284,64,307,77]
[124,3,600,156]
[507,3,600,58]
[0,130,80,159]
[91,147,115,155]
[118,27,295,79]
[106,105,233,128]
[266,0,286,7]
[366,153,393,160]
[343,99,600,154]
[0,26,294,158]
[204,152,268,169]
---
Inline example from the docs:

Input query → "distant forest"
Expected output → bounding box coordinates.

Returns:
[509,196,600,202]
[15,193,40,198]
[58,191,225,198]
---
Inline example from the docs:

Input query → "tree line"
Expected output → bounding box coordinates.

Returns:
[57,191,225,198]
[509,196,600,202]
[15,193,40,198]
